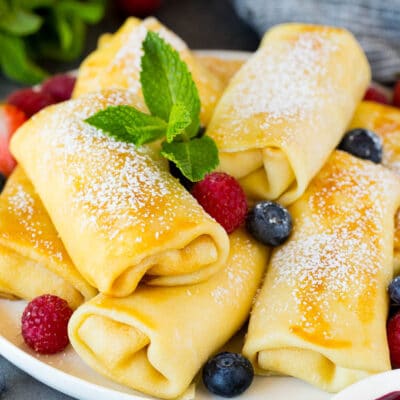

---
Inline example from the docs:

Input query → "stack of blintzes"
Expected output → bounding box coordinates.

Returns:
[3,15,399,400]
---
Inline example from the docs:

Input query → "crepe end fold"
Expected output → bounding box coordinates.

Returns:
[68,229,268,399]
[207,23,371,206]
[243,151,400,392]
[0,168,96,309]
[103,223,230,296]
[9,90,230,298]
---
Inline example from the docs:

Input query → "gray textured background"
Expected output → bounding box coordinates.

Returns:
[0,1,258,399]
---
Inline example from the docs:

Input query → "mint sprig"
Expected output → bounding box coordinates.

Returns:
[85,31,219,182]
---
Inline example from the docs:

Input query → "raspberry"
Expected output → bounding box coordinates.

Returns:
[191,172,247,233]
[41,74,76,102]
[364,86,389,105]
[116,0,162,16]
[387,311,400,368]
[21,294,73,354]
[393,81,400,109]
[7,88,56,118]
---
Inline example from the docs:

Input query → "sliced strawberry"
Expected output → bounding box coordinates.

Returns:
[0,104,27,176]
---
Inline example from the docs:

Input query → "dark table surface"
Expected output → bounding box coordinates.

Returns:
[0,1,259,399]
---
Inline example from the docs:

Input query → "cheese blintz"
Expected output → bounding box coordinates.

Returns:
[243,151,400,392]
[10,90,229,297]
[348,101,400,275]
[0,167,96,309]
[206,23,370,205]
[72,17,224,126]
[68,229,267,400]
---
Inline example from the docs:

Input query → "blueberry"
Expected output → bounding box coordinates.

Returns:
[338,128,382,163]
[246,201,292,246]
[0,173,6,194]
[202,352,254,398]
[389,276,400,305]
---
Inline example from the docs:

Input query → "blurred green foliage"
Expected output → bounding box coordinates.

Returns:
[0,0,106,84]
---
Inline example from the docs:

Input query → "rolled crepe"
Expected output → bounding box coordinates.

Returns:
[0,167,96,309]
[206,23,371,205]
[68,229,267,399]
[10,90,229,297]
[243,151,400,392]
[72,17,224,126]
[348,101,400,275]
[195,55,245,89]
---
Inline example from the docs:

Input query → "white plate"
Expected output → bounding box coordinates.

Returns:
[0,50,398,400]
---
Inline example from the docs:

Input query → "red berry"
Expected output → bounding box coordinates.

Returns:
[7,88,55,118]
[41,74,76,102]
[364,86,389,105]
[191,172,247,233]
[393,81,400,109]
[387,311,400,368]
[0,104,27,176]
[115,0,162,16]
[21,294,73,354]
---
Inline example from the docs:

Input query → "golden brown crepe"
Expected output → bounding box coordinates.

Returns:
[195,55,245,89]
[348,101,400,275]
[206,23,370,205]
[243,151,400,392]
[10,90,229,297]
[68,229,267,399]
[0,167,96,309]
[73,17,224,126]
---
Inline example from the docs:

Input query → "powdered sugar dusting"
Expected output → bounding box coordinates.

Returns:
[107,18,188,95]
[5,183,63,261]
[236,32,337,120]
[211,233,261,306]
[36,91,211,241]
[265,152,400,333]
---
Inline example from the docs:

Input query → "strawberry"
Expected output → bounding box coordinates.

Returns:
[0,104,27,176]
[115,0,162,16]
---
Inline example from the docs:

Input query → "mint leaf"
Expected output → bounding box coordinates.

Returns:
[56,1,105,23]
[161,136,219,182]
[0,8,43,36]
[0,32,47,84]
[85,105,167,145]
[166,102,192,143]
[141,31,200,137]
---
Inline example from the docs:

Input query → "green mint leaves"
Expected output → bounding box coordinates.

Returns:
[86,31,219,182]
[0,0,106,84]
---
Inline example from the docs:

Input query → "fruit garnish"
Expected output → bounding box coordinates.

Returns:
[0,104,27,176]
[191,172,247,233]
[7,88,56,118]
[116,0,162,16]
[394,81,400,109]
[21,294,73,354]
[389,276,400,305]
[246,201,292,246]
[338,128,383,163]
[364,87,389,105]
[85,31,219,182]
[374,392,400,400]
[41,74,76,102]
[202,352,254,398]
[387,311,400,368]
